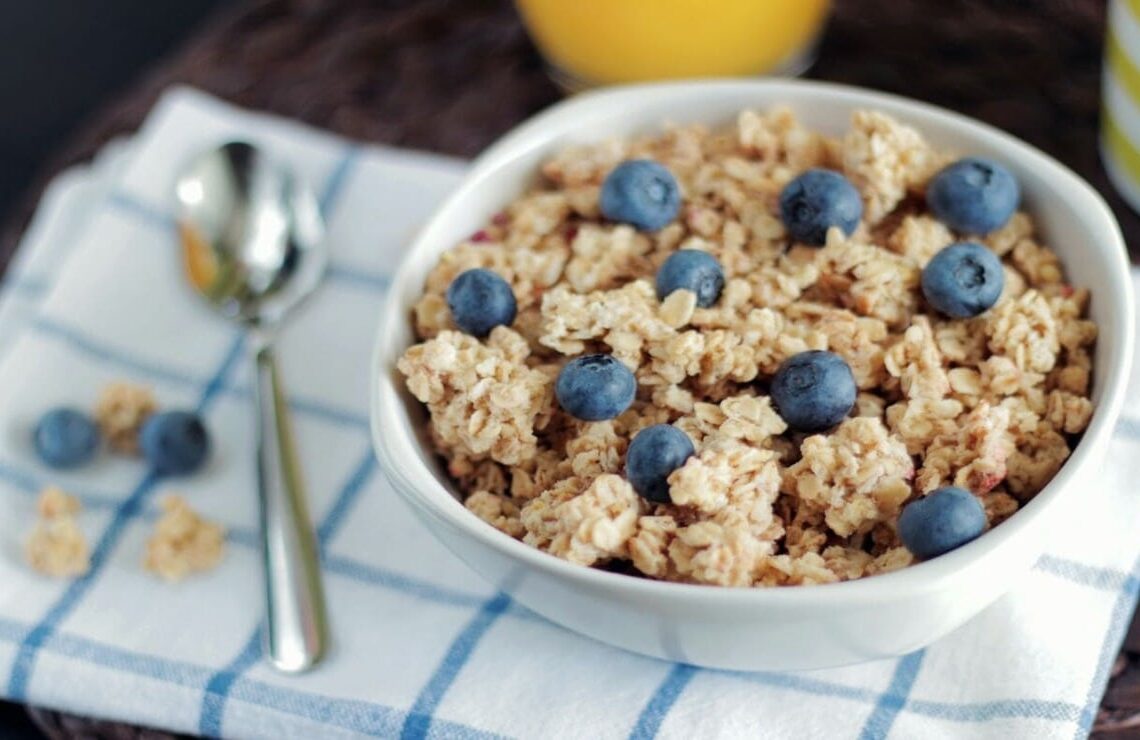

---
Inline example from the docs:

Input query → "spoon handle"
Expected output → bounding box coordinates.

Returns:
[251,342,329,673]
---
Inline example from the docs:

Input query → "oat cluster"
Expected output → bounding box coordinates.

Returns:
[95,381,158,454]
[25,486,90,578]
[144,495,226,582]
[396,107,1096,587]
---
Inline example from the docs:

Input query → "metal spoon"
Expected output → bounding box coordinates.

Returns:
[175,141,329,673]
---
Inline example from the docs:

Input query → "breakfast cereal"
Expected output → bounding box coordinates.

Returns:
[397,106,1096,587]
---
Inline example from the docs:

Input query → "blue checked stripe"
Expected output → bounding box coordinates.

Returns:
[32,315,206,388]
[316,452,377,543]
[907,698,1081,723]
[1116,414,1140,439]
[325,263,392,292]
[1074,552,1140,738]
[628,664,699,739]
[727,667,1084,723]
[33,308,369,432]
[5,332,246,700]
[107,189,172,232]
[318,144,362,213]
[198,629,263,737]
[857,650,926,739]
[0,459,123,511]
[1036,554,1132,591]
[0,616,503,739]
[270,393,368,430]
[196,445,380,735]
[400,592,513,740]
[732,669,881,704]
[319,553,495,611]
[0,275,50,298]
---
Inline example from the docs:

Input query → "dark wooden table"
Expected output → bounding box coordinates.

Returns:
[3,1,1139,737]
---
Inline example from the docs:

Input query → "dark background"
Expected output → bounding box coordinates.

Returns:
[0,2,222,736]
[0,1,224,222]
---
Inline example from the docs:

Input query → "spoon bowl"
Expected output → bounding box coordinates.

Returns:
[177,141,326,327]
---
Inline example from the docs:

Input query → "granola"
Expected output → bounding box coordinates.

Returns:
[95,381,158,454]
[144,495,226,582]
[396,106,1096,587]
[25,486,89,578]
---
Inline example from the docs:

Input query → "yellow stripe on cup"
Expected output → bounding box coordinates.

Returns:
[1102,0,1140,210]
[1104,108,1140,184]
[1108,27,1140,109]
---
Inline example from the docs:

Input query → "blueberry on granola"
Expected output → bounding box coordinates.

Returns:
[34,408,100,469]
[770,350,856,433]
[446,268,518,337]
[778,168,863,246]
[921,242,1004,318]
[600,159,681,231]
[140,411,210,475]
[926,157,1019,234]
[898,486,986,560]
[555,354,637,421]
[626,424,695,503]
[656,249,725,307]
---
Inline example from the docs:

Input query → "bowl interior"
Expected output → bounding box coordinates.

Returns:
[373,79,1133,600]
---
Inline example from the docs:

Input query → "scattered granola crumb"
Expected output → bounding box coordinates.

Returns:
[36,485,81,519]
[94,382,158,454]
[26,487,89,578]
[144,496,226,582]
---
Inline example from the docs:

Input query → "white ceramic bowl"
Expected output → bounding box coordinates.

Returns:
[372,80,1134,671]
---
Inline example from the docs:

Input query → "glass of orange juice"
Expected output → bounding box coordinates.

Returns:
[515,0,831,90]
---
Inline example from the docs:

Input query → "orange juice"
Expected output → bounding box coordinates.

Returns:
[515,0,830,88]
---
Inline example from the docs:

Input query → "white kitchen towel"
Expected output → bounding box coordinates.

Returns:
[0,87,1136,740]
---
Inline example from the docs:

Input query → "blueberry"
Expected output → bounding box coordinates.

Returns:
[34,408,99,469]
[898,486,986,560]
[446,268,518,337]
[140,411,210,475]
[921,242,1004,318]
[778,169,863,246]
[600,160,681,231]
[626,424,695,503]
[656,250,725,307]
[926,157,1019,234]
[770,350,856,433]
[555,354,637,421]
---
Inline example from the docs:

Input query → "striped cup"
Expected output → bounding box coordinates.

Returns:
[1103,0,1140,210]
